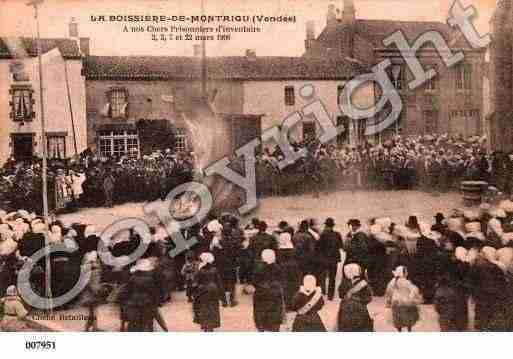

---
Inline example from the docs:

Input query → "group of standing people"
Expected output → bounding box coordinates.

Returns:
[256,133,509,196]
[0,150,195,214]
[4,198,513,331]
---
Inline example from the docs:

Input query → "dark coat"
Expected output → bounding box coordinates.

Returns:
[252,263,284,331]
[469,259,508,331]
[345,232,370,269]
[337,278,374,332]
[291,289,326,332]
[411,236,440,303]
[193,263,222,329]
[292,231,317,274]
[367,236,387,296]
[277,249,302,311]
[193,282,221,329]
[249,232,278,261]
[316,229,343,265]
[119,269,161,331]
[433,282,468,331]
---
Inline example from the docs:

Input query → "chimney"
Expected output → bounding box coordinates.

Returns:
[306,20,316,40]
[326,4,337,28]
[342,0,356,58]
[79,37,90,56]
[245,49,256,60]
[342,0,356,25]
[69,17,79,38]
[193,44,202,57]
[305,20,316,51]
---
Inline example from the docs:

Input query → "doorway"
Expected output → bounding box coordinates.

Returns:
[11,133,34,161]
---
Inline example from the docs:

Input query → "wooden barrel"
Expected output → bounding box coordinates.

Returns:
[460,181,488,207]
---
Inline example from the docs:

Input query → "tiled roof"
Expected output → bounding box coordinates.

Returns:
[0,37,82,59]
[318,19,463,49]
[84,55,368,80]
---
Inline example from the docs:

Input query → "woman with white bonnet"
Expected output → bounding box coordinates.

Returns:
[385,266,422,332]
[276,228,301,312]
[253,249,285,332]
[193,252,222,332]
[0,285,30,331]
[337,263,373,332]
[291,275,326,332]
[486,218,504,249]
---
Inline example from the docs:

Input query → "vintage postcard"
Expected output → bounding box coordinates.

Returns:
[0,0,510,345]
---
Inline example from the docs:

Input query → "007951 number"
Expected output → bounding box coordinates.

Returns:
[25,341,56,350]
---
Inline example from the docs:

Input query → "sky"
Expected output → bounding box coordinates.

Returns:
[0,0,498,57]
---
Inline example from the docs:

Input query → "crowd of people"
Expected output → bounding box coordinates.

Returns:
[2,198,513,331]
[256,134,513,196]
[0,150,196,214]
[2,134,513,216]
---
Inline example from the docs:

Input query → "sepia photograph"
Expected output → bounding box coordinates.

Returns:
[0,0,511,355]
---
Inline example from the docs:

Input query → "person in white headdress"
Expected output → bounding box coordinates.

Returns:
[485,217,504,249]
[291,275,326,332]
[193,252,222,332]
[385,268,422,332]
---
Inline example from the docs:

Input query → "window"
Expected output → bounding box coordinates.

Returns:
[424,110,438,134]
[455,63,472,90]
[336,116,349,147]
[98,130,139,158]
[47,135,66,159]
[9,86,34,121]
[284,86,295,106]
[107,88,128,118]
[303,121,316,142]
[425,65,438,91]
[175,128,188,152]
[337,85,345,106]
[390,64,405,90]
[9,62,29,82]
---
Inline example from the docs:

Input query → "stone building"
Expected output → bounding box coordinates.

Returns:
[0,36,88,164]
[304,0,486,140]
[488,0,513,152]
[83,51,368,157]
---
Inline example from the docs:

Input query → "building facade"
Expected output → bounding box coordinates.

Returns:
[84,53,368,158]
[489,0,513,152]
[304,1,486,140]
[0,37,88,164]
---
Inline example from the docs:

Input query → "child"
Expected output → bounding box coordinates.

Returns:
[385,266,423,332]
[181,251,199,303]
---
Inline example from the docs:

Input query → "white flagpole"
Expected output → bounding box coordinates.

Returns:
[27,0,53,312]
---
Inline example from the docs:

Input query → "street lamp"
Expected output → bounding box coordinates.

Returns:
[27,0,53,312]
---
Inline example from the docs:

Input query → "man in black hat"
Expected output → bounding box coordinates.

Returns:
[432,212,447,235]
[315,218,343,300]
[345,219,370,270]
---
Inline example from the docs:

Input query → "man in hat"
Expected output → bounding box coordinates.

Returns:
[432,213,447,235]
[315,218,343,300]
[248,221,278,266]
[345,219,370,271]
